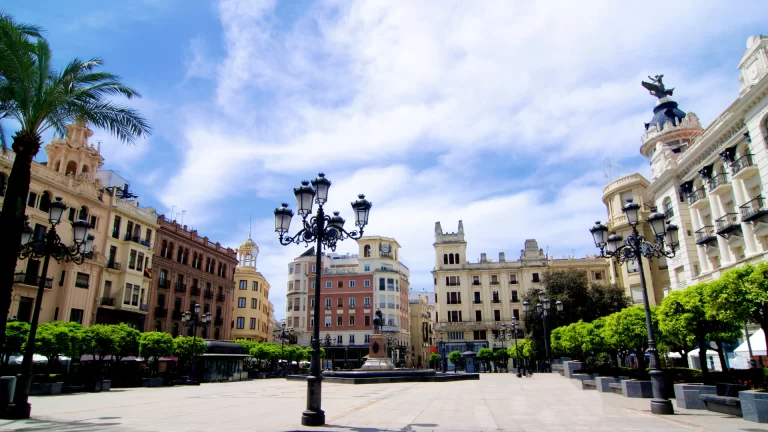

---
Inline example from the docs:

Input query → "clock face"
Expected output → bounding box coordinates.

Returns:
[381,244,390,252]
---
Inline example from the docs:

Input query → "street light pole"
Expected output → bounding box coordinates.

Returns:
[510,319,522,378]
[11,198,92,419]
[589,198,680,415]
[274,173,371,427]
[181,303,211,385]
[523,295,563,369]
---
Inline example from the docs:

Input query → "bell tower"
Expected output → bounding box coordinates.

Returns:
[434,221,467,268]
[43,120,104,180]
[237,235,260,271]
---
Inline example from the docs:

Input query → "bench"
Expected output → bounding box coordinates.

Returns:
[621,380,652,398]
[699,394,742,417]
[582,379,596,390]
[551,364,564,376]
[608,382,623,395]
[674,384,716,410]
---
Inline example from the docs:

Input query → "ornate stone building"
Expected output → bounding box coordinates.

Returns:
[146,218,237,340]
[231,235,271,341]
[432,221,610,349]
[409,292,431,368]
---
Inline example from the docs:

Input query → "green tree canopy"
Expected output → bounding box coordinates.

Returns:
[139,332,174,366]
[710,263,768,350]
[3,320,29,366]
[429,352,441,367]
[34,322,82,363]
[172,336,207,365]
[82,324,117,361]
[508,339,534,359]
[448,350,463,371]
[114,323,140,361]
[476,348,494,372]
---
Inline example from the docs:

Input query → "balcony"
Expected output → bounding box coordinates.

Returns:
[204,290,213,299]
[190,286,201,296]
[434,320,509,331]
[104,261,121,272]
[216,293,225,302]
[531,279,540,284]
[154,307,168,318]
[663,208,674,219]
[741,196,768,223]
[731,154,756,179]
[511,297,519,303]
[707,172,730,195]
[687,188,708,208]
[446,282,460,286]
[492,299,501,304]
[111,229,120,239]
[158,279,170,289]
[13,273,53,289]
[99,297,116,307]
[490,281,500,286]
[172,310,182,320]
[472,281,480,286]
[715,213,741,238]
[214,316,223,326]
[175,283,187,293]
[139,304,149,312]
[387,303,395,309]
[349,304,356,309]
[695,226,717,246]
[473,300,482,304]
[508,280,518,284]
[75,281,89,288]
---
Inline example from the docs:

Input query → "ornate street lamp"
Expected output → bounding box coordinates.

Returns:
[181,303,211,385]
[273,321,294,365]
[588,198,679,415]
[12,197,92,418]
[323,333,333,370]
[509,319,522,378]
[274,173,371,427]
[523,295,563,366]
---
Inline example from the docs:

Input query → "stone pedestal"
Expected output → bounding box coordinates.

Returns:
[361,334,394,371]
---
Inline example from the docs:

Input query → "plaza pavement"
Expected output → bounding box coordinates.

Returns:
[0,373,760,431]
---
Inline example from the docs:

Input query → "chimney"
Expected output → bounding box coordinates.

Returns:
[480,253,487,263]
[499,252,506,262]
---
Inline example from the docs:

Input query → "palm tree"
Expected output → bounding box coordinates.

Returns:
[0,13,151,351]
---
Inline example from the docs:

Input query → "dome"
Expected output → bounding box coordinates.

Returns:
[239,236,258,251]
[645,98,686,132]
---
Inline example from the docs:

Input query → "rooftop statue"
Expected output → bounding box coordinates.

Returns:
[641,74,675,99]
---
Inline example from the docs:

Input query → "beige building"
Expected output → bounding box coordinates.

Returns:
[0,121,157,327]
[432,221,610,347]
[620,35,768,291]
[408,293,431,368]
[601,174,670,305]
[231,235,271,341]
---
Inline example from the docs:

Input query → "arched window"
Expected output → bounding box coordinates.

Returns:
[662,197,673,218]
[364,245,371,257]
[168,243,174,260]
[205,258,210,272]
[162,240,168,258]
[65,161,77,176]
[54,161,61,172]
[183,248,189,265]
[222,264,227,278]
[172,323,179,337]
[38,191,52,213]
[443,254,448,264]
[454,253,460,264]
[78,206,88,221]
[211,259,216,274]
[192,252,198,267]
[82,164,90,173]
[0,173,6,197]
[449,254,454,265]
[177,246,184,263]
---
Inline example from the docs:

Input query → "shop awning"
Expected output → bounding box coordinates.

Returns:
[734,329,767,356]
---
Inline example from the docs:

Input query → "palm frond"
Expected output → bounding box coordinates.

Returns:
[0,13,44,39]
[50,100,151,145]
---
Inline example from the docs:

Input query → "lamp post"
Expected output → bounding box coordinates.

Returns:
[437,332,448,373]
[589,198,679,415]
[273,321,294,366]
[12,197,92,418]
[323,333,333,370]
[509,319,522,378]
[274,173,371,427]
[181,303,210,385]
[523,294,563,365]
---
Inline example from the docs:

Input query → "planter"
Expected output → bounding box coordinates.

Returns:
[33,382,63,396]
[674,383,716,410]
[563,361,583,378]
[102,380,111,391]
[621,380,652,398]
[740,390,768,423]
[0,376,16,409]
[595,376,618,393]
[141,377,164,388]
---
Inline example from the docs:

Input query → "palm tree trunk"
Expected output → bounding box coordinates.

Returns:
[0,131,41,353]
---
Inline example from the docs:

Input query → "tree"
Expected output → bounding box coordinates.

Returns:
[172,336,207,368]
[82,324,117,362]
[448,350,463,373]
[476,348,494,373]
[710,263,768,352]
[429,353,441,369]
[658,283,740,377]
[113,323,140,362]
[0,12,151,352]
[139,332,173,376]
[2,321,29,368]
[34,322,81,369]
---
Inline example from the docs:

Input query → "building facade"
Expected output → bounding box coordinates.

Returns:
[231,236,271,341]
[285,236,411,368]
[409,293,431,368]
[638,35,768,290]
[601,173,670,305]
[432,221,610,348]
[146,217,237,340]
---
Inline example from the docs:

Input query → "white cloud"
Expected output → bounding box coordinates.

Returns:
[159,0,768,319]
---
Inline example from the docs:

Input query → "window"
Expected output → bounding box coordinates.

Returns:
[627,259,639,274]
[312,281,316,289]
[27,192,37,207]
[513,309,520,320]
[75,272,89,289]
[349,298,356,308]
[365,315,370,327]
[324,317,331,327]
[509,274,517,284]
[364,265,370,271]
[312,265,316,272]
[311,298,315,308]
[68,208,75,222]
[364,297,370,307]
[593,270,603,280]
[364,280,370,287]
[494,310,501,321]
[338,281,343,288]
[446,292,461,304]
[532,273,540,283]
[128,250,137,270]
[326,281,332,288]
[349,315,355,326]
[511,290,519,302]
[447,332,464,340]
[350,280,356,288]
[239,280,247,290]
[310,318,314,328]
[325,298,331,309]
[349,334,355,344]
[336,334,343,344]
[237,297,246,308]
[250,318,256,329]
[475,310,482,322]
[364,245,371,257]
[630,285,643,304]
[492,291,500,302]
[448,311,462,322]
[137,253,144,272]
[473,330,487,340]
[446,276,460,286]
[252,281,258,291]
[251,298,257,309]
[364,334,370,343]
[472,276,480,285]
[289,265,294,275]
[59,270,65,286]
[379,278,385,291]
[69,308,84,324]
[337,316,343,326]
[236,317,245,329]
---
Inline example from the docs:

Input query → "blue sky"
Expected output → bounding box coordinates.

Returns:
[4,0,767,319]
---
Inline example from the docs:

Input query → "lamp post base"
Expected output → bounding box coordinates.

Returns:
[650,399,674,415]
[302,375,325,426]
[301,409,325,426]
[5,403,31,419]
